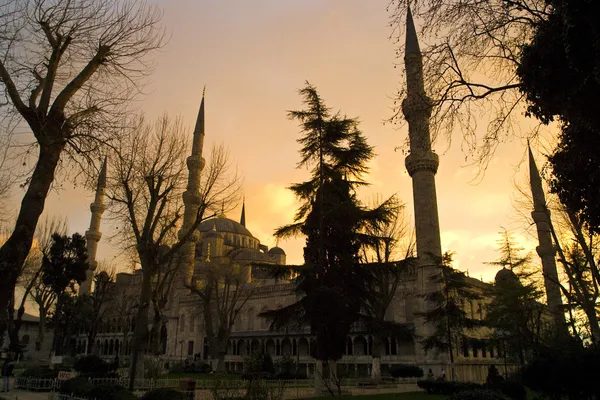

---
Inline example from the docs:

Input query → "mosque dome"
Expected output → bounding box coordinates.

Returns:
[494,267,520,286]
[197,217,253,237]
[268,246,286,256]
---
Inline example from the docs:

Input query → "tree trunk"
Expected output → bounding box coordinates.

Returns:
[51,293,64,356]
[129,269,153,390]
[313,359,324,397]
[0,142,65,333]
[584,303,600,343]
[371,334,382,381]
[36,309,47,351]
[215,332,230,373]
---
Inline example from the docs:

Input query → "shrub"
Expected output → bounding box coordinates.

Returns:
[74,355,110,377]
[60,377,94,397]
[88,383,136,400]
[450,389,512,400]
[21,366,57,379]
[142,388,189,400]
[390,365,424,378]
[417,380,483,395]
[497,380,526,400]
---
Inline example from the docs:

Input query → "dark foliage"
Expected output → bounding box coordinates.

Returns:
[42,233,89,294]
[42,232,90,354]
[496,381,526,400]
[88,384,136,400]
[170,361,212,374]
[259,82,397,363]
[141,388,189,400]
[420,253,480,366]
[417,380,483,395]
[521,342,600,400]
[389,365,424,378]
[20,366,57,379]
[450,389,511,400]
[517,0,600,232]
[60,377,94,397]
[74,355,112,377]
[274,371,307,380]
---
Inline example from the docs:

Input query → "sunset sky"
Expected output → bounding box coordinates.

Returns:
[7,0,554,284]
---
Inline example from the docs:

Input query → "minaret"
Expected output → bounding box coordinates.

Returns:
[402,7,443,361]
[179,88,207,285]
[528,145,566,332]
[81,157,107,295]
[240,197,246,227]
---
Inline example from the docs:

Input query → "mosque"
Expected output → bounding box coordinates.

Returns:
[70,8,558,383]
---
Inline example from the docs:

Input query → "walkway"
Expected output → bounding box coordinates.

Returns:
[0,389,49,400]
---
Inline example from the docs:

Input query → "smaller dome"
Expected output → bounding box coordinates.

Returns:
[495,267,520,286]
[203,230,220,239]
[268,247,285,256]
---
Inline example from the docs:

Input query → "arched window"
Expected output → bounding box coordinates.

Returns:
[109,339,114,355]
[180,315,186,332]
[115,339,120,355]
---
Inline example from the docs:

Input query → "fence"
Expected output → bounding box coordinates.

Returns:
[19,376,419,400]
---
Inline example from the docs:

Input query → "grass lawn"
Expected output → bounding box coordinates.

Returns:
[308,392,446,400]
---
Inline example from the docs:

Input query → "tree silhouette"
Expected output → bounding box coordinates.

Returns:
[260,82,396,395]
[42,232,89,355]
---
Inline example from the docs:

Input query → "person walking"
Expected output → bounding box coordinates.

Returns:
[1,354,15,392]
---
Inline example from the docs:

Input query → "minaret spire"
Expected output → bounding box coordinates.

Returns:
[528,145,566,333]
[240,197,246,227]
[401,6,444,368]
[82,157,108,295]
[180,88,207,284]
[405,6,421,55]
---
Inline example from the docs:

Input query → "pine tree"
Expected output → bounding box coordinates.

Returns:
[485,229,546,364]
[421,252,480,380]
[260,82,395,393]
[42,232,89,355]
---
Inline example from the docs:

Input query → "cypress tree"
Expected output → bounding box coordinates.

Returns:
[261,82,395,391]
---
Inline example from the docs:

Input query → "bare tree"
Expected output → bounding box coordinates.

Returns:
[388,0,550,169]
[105,114,241,383]
[80,268,115,355]
[188,250,257,373]
[1,214,67,353]
[0,0,165,334]
[513,174,600,342]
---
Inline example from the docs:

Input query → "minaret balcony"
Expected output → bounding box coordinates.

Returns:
[186,155,205,171]
[405,152,439,176]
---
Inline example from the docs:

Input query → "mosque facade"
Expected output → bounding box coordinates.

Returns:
[74,8,549,383]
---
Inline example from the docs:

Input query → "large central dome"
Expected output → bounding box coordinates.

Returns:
[197,217,253,237]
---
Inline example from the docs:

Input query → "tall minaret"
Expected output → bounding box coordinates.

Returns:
[528,145,566,332]
[402,7,443,360]
[81,157,107,295]
[180,89,207,284]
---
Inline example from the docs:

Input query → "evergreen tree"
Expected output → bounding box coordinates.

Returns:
[485,229,548,363]
[42,232,89,355]
[421,252,480,380]
[260,82,395,393]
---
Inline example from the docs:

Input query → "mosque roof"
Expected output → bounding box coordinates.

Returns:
[197,217,253,237]
[494,267,521,286]
[233,249,274,263]
[268,246,285,255]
